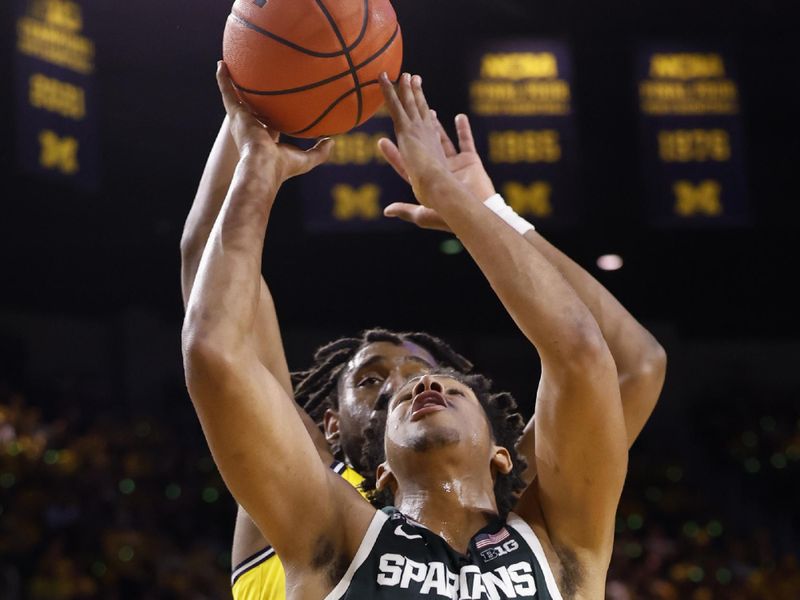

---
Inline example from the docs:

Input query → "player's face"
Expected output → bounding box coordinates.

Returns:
[384,373,492,458]
[328,341,436,469]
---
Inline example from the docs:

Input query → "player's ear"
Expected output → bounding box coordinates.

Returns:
[376,462,397,494]
[323,408,341,455]
[490,445,513,477]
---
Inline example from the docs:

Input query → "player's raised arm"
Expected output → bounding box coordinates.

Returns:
[379,113,666,467]
[178,108,336,570]
[182,63,372,573]
[379,72,627,575]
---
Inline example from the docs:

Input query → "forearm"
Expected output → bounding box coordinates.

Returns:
[181,117,239,307]
[523,231,666,441]
[419,172,604,364]
[184,148,279,352]
[524,231,664,371]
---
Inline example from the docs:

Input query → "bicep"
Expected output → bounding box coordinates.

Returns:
[187,349,343,563]
[517,358,628,555]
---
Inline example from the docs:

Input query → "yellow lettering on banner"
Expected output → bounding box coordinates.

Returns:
[489,130,561,163]
[658,129,731,162]
[639,80,738,115]
[16,0,95,75]
[650,53,726,79]
[44,0,83,32]
[30,73,86,119]
[470,80,570,116]
[39,130,79,175]
[329,132,388,165]
[673,180,723,217]
[503,182,553,218]
[332,184,381,221]
[481,53,558,80]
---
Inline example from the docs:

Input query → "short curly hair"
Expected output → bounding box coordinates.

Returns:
[358,368,528,519]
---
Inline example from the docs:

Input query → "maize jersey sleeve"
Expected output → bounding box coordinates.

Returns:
[231,461,367,600]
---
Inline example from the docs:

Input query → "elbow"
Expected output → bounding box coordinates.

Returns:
[623,338,667,398]
[560,316,616,375]
[622,331,667,383]
[181,316,239,392]
[640,338,667,382]
[182,329,238,410]
[180,229,204,264]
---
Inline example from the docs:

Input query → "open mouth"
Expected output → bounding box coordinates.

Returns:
[410,390,448,421]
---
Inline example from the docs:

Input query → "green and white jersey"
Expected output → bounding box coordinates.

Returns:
[325,508,563,600]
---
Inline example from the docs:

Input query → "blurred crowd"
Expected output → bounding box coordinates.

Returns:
[607,391,800,599]
[1,376,798,599]
[0,378,232,599]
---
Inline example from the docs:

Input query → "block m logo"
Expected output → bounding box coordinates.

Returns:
[503,182,553,218]
[332,184,381,221]
[673,180,723,217]
[39,130,79,175]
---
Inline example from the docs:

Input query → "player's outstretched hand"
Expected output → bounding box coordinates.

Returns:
[379,72,455,202]
[217,61,333,182]
[381,113,497,232]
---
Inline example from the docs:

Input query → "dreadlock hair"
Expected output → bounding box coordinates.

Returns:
[358,368,528,520]
[292,328,473,459]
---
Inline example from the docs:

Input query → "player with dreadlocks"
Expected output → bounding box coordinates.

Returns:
[182,65,663,599]
[181,71,665,600]
[293,328,473,470]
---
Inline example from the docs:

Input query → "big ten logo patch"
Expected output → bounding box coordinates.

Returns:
[480,539,520,563]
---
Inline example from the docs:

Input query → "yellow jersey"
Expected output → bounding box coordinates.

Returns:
[231,461,366,600]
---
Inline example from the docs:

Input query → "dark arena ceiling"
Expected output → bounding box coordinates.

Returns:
[1,0,798,339]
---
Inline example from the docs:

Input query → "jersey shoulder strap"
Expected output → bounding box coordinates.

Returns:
[323,509,389,600]
[506,513,564,600]
[331,460,368,499]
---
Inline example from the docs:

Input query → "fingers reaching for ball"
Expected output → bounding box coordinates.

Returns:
[217,61,274,154]
[216,62,243,118]
[379,71,408,127]
[217,61,333,181]
[378,71,449,180]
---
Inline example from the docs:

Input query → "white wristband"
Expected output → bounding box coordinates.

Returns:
[483,193,535,235]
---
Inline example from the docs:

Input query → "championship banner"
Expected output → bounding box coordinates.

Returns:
[300,108,409,233]
[637,45,748,226]
[14,0,99,190]
[468,40,580,228]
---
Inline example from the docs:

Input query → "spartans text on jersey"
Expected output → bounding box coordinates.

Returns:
[376,551,538,599]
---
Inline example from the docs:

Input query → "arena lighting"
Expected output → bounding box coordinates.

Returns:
[597,254,624,271]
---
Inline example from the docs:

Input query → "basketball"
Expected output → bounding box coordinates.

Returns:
[222,0,403,138]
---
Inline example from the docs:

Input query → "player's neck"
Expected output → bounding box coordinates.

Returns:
[395,470,499,554]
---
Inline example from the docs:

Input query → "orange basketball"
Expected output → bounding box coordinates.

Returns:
[223,0,403,138]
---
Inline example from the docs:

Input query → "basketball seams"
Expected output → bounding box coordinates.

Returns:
[234,25,399,96]
[226,0,401,136]
[229,0,369,59]
[288,80,381,136]
[313,0,365,127]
